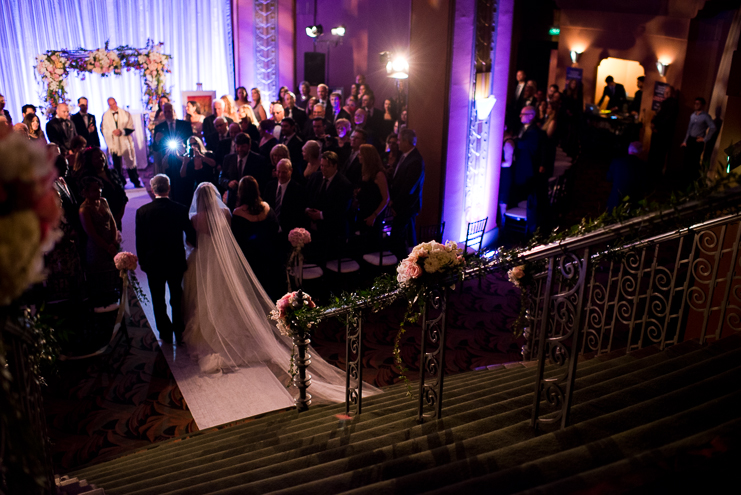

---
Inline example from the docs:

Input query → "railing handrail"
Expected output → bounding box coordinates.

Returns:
[319,187,741,319]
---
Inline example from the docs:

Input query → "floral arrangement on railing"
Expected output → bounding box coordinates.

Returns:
[286,228,311,290]
[0,127,62,306]
[113,252,148,304]
[393,241,466,393]
[34,40,171,114]
[270,290,319,377]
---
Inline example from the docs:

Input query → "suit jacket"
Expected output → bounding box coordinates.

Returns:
[153,120,192,153]
[220,152,272,208]
[390,147,425,217]
[282,133,306,180]
[206,131,233,165]
[284,106,308,132]
[306,171,353,240]
[71,112,101,147]
[262,179,307,233]
[202,114,233,142]
[514,125,546,188]
[606,154,645,211]
[337,109,353,122]
[135,197,196,274]
[598,83,627,110]
[342,151,363,188]
[46,118,78,155]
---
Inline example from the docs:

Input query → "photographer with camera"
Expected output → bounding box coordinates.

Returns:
[171,135,216,207]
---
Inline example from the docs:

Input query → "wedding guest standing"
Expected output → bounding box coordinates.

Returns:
[185,100,205,137]
[101,97,142,188]
[251,88,268,122]
[23,113,47,143]
[0,94,11,125]
[136,174,196,345]
[46,102,77,155]
[235,86,250,108]
[231,176,281,299]
[355,144,390,239]
[390,128,425,260]
[72,147,129,230]
[220,133,271,209]
[78,176,120,301]
[202,99,233,141]
[257,120,278,162]
[154,102,192,202]
[71,96,100,148]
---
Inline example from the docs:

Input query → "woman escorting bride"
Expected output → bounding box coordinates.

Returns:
[182,181,374,404]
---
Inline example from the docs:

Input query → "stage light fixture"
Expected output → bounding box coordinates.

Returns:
[386,54,409,79]
[331,26,345,36]
[656,61,670,77]
[570,50,582,64]
[305,25,323,38]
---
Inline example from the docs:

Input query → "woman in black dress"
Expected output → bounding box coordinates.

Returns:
[258,120,278,163]
[231,176,281,299]
[179,136,217,207]
[355,144,389,239]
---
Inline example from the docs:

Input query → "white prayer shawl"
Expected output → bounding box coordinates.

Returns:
[101,108,137,169]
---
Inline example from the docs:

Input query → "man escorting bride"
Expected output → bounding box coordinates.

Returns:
[176,179,372,404]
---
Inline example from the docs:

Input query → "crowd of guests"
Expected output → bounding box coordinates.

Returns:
[144,73,421,298]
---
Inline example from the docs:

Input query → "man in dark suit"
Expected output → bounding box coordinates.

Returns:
[311,118,339,155]
[316,84,333,119]
[219,133,272,209]
[71,96,101,147]
[362,93,383,138]
[606,141,645,212]
[205,117,232,165]
[282,92,308,133]
[305,151,353,250]
[46,102,78,155]
[352,108,377,149]
[598,76,627,112]
[390,128,425,261]
[135,174,196,345]
[341,128,366,187]
[280,118,306,180]
[202,99,233,143]
[513,106,547,233]
[263,158,307,236]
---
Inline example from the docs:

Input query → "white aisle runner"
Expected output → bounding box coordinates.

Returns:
[123,186,294,431]
[160,345,295,429]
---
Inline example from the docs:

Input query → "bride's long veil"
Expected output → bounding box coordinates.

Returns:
[185,183,373,403]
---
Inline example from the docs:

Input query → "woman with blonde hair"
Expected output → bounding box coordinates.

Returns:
[238,104,257,125]
[221,94,239,123]
[269,144,289,178]
[356,143,389,234]
[250,87,268,123]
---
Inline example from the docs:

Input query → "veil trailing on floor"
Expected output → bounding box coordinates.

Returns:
[182,183,378,403]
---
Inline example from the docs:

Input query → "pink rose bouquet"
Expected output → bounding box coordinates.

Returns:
[114,251,138,272]
[288,228,312,249]
[270,291,318,337]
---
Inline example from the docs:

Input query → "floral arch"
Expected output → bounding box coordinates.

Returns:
[35,40,171,114]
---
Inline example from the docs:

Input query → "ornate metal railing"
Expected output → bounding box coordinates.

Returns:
[318,188,741,426]
[0,315,56,494]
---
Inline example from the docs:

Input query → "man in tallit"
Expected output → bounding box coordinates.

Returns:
[101,97,143,188]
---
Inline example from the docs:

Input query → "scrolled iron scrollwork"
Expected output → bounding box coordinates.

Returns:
[418,287,448,422]
[345,312,364,415]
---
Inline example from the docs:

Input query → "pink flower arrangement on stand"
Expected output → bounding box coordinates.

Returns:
[286,228,312,291]
[113,252,148,305]
[396,240,466,286]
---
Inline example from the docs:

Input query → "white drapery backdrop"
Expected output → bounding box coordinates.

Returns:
[0,0,234,132]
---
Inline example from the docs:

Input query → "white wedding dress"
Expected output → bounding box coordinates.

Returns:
[182,183,376,404]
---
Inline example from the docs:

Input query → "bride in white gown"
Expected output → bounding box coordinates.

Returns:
[182,182,376,404]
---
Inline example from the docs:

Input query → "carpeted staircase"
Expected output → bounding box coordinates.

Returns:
[68,335,741,494]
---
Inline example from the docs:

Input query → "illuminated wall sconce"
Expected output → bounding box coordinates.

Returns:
[570,50,582,64]
[330,26,345,36]
[476,95,496,121]
[656,61,670,77]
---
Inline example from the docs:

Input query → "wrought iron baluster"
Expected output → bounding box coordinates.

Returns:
[714,221,741,341]
[345,312,364,416]
[532,248,590,430]
[417,287,448,422]
[626,247,648,352]
[699,226,727,342]
[661,237,685,348]
[638,244,660,348]
[531,257,555,428]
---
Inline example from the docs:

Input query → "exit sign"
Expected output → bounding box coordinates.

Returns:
[549,27,560,36]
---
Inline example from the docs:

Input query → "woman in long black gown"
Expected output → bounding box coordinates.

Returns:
[231,176,282,299]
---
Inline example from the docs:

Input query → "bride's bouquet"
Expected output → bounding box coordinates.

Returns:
[114,252,148,304]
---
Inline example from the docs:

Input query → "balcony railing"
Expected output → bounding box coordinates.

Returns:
[321,187,741,426]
